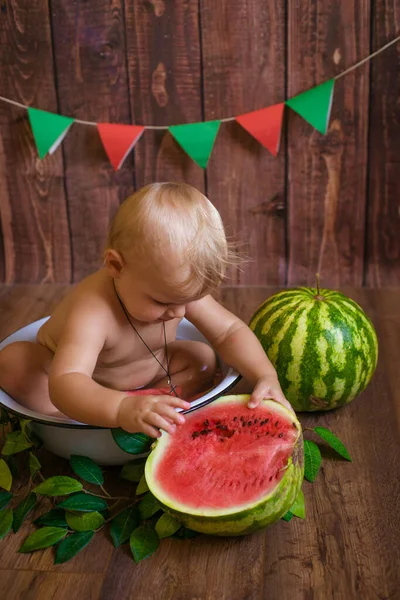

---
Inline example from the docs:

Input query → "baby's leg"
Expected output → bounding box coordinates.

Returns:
[0,342,63,417]
[150,340,222,400]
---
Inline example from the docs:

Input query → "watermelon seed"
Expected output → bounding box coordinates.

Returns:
[265,432,269,436]
[269,476,273,481]
[233,417,237,421]
[248,421,253,426]
[242,422,246,427]
[254,419,258,423]
[204,420,209,427]
[275,421,279,427]
[192,432,199,439]
[200,429,210,435]
[278,433,284,438]
[265,419,269,423]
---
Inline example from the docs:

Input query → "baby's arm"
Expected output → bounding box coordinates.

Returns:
[186,295,294,413]
[49,305,189,432]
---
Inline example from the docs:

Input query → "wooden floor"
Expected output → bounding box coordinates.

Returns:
[0,285,399,600]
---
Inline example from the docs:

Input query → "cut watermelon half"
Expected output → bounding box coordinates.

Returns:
[145,395,304,536]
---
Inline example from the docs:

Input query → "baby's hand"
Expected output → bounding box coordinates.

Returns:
[117,394,191,437]
[248,375,295,414]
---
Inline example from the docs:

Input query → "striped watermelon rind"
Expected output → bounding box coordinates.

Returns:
[249,287,378,411]
[145,395,304,536]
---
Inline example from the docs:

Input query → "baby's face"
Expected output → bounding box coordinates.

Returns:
[117,264,203,324]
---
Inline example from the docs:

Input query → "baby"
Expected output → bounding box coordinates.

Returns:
[0,182,292,438]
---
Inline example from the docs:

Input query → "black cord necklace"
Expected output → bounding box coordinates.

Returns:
[112,278,178,397]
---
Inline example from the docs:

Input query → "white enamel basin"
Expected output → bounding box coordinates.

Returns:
[0,317,241,465]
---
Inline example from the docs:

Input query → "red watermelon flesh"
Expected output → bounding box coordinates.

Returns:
[154,402,299,510]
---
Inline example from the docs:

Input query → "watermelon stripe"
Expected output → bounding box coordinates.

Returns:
[278,307,311,409]
[323,302,357,406]
[252,297,307,344]
[249,290,306,329]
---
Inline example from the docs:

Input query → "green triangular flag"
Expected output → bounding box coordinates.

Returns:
[28,108,74,159]
[286,79,335,135]
[169,120,220,168]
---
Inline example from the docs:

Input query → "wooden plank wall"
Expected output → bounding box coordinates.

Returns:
[0,0,398,287]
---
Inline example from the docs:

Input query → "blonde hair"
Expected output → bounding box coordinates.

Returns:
[106,182,241,294]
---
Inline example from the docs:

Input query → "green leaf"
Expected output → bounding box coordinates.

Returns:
[66,511,105,532]
[70,455,104,485]
[155,513,181,539]
[136,475,149,495]
[2,430,31,455]
[0,491,13,511]
[109,505,140,548]
[0,458,12,491]
[112,429,153,455]
[34,508,68,528]
[57,493,108,513]
[19,419,31,436]
[314,427,352,461]
[138,493,161,520]
[33,476,83,496]
[289,489,305,519]
[172,527,199,539]
[0,408,10,424]
[29,453,41,479]
[130,523,159,562]
[0,508,13,539]
[54,530,94,564]
[282,511,294,522]
[13,492,37,533]
[303,440,322,482]
[120,460,146,483]
[19,526,67,553]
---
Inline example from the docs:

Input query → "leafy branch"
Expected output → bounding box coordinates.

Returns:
[281,425,352,521]
[0,412,196,563]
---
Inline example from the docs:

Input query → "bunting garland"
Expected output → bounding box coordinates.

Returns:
[169,120,221,168]
[27,108,74,159]
[0,37,398,169]
[285,79,335,135]
[97,123,145,170]
[236,103,285,156]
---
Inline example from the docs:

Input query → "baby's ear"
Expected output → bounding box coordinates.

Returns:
[104,249,125,277]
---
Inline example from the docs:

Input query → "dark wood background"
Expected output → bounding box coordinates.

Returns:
[0,0,398,287]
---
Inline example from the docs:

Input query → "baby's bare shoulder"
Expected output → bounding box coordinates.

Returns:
[39,272,117,345]
[65,272,117,326]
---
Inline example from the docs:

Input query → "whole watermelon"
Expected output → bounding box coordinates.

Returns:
[249,286,378,411]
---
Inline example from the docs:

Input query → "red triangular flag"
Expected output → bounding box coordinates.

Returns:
[236,103,285,156]
[97,123,145,170]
